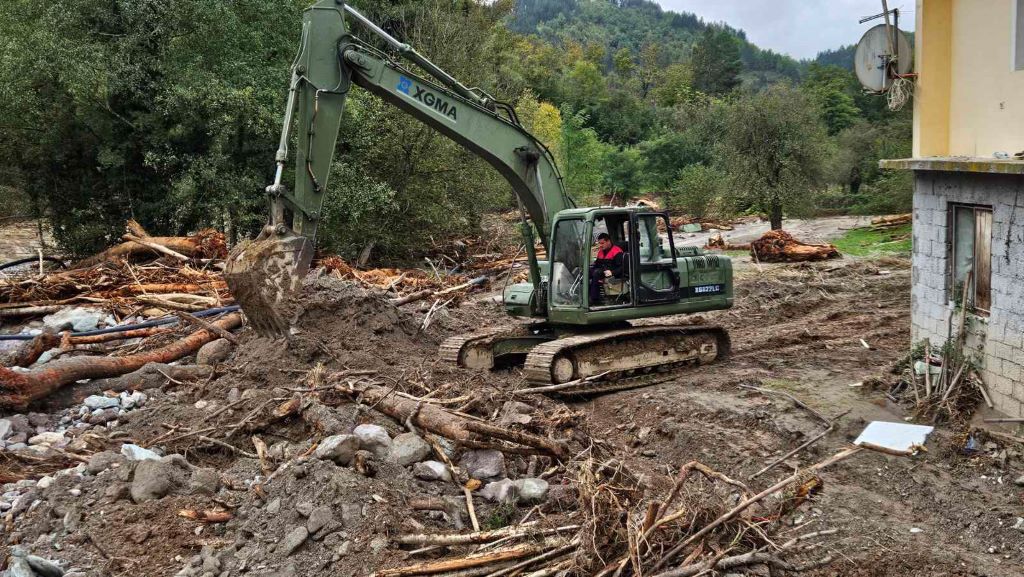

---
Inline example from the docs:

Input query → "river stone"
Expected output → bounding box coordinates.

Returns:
[0,418,12,440]
[83,395,120,410]
[196,338,234,366]
[25,555,65,577]
[515,478,549,503]
[28,432,64,447]
[413,460,451,482]
[307,506,334,535]
[131,455,192,502]
[278,526,309,556]
[121,443,161,461]
[479,479,519,504]
[353,424,391,458]
[314,434,359,465]
[386,433,431,467]
[459,449,506,480]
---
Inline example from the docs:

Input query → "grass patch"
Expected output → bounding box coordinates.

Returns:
[833,223,912,257]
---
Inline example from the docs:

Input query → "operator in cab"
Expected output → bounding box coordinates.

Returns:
[590,233,624,305]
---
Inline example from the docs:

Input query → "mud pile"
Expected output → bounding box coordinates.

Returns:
[1,278,566,577]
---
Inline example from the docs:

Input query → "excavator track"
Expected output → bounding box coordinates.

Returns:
[440,325,548,370]
[522,325,730,392]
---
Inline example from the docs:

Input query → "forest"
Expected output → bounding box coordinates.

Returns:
[0,0,912,262]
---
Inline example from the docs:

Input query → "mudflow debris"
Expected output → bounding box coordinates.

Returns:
[2,217,1024,577]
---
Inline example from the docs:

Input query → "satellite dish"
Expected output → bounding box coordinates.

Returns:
[855,24,912,92]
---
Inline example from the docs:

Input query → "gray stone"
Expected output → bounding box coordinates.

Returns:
[131,455,193,502]
[295,502,313,517]
[314,434,359,465]
[88,408,119,425]
[479,478,519,504]
[499,401,533,425]
[515,478,549,503]
[63,507,83,532]
[353,424,391,459]
[307,506,333,534]
[196,338,234,366]
[278,526,309,556]
[83,395,120,410]
[459,449,505,480]
[7,557,36,577]
[27,412,49,427]
[1014,475,1024,487]
[188,468,221,496]
[120,390,147,410]
[412,460,451,482]
[36,475,55,489]
[121,443,161,461]
[7,414,30,433]
[43,306,105,332]
[387,433,431,467]
[0,418,12,440]
[266,497,281,515]
[28,431,64,447]
[87,451,126,474]
[26,555,65,577]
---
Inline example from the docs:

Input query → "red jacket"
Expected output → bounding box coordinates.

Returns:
[594,244,624,278]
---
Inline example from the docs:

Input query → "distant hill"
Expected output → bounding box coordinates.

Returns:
[510,0,803,84]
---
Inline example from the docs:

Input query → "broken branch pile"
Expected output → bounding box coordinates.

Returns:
[750,230,841,263]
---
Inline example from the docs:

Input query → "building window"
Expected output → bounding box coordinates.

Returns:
[949,205,992,314]
[1017,0,1024,70]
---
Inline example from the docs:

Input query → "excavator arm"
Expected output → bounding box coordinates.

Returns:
[226,1,572,335]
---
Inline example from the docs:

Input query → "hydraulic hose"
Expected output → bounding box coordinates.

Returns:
[0,305,241,341]
[0,256,67,271]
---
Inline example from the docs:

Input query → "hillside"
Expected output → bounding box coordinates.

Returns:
[510,0,803,86]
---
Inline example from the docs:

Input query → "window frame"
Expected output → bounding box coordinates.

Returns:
[947,203,993,316]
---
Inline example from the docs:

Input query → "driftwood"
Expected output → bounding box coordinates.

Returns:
[705,233,751,251]
[375,541,557,577]
[749,230,840,263]
[2,331,61,368]
[870,213,911,228]
[0,313,240,409]
[652,447,863,571]
[340,382,566,458]
[395,524,579,546]
[71,220,226,269]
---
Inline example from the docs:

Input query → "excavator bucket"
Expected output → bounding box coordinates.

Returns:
[224,226,313,337]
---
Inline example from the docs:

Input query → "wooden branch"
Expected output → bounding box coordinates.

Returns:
[122,234,190,261]
[375,541,555,577]
[175,311,239,344]
[136,293,220,312]
[513,372,611,395]
[652,447,863,572]
[390,289,435,307]
[4,331,60,368]
[0,313,241,409]
[339,382,565,458]
[395,524,579,546]
[749,409,851,480]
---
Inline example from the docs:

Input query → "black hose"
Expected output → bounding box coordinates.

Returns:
[0,255,67,271]
[0,305,241,341]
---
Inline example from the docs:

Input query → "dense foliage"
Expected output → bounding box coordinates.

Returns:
[0,0,912,261]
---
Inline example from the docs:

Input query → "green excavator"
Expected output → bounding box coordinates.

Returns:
[225,0,734,393]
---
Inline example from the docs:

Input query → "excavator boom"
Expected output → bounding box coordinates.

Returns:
[226,0,571,335]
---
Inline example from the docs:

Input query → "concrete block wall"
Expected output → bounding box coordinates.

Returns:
[911,171,1024,417]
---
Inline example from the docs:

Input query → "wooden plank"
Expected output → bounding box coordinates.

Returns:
[974,208,992,313]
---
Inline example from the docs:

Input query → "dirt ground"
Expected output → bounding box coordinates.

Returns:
[3,250,1024,577]
[675,216,875,250]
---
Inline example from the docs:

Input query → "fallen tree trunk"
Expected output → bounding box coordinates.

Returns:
[342,382,566,458]
[111,283,226,296]
[71,220,227,269]
[749,230,840,263]
[870,213,911,228]
[0,313,240,409]
[2,331,61,368]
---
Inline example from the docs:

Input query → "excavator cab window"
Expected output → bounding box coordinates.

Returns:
[550,219,586,308]
[589,214,632,309]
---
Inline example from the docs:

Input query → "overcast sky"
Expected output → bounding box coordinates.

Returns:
[656,0,915,60]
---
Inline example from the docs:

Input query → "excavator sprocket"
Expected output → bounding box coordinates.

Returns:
[224,226,313,337]
[522,326,730,394]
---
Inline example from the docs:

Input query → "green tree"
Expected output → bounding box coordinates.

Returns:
[565,60,608,108]
[802,64,861,135]
[669,164,727,220]
[601,148,643,202]
[690,28,742,96]
[719,85,832,230]
[640,132,708,190]
[560,107,609,202]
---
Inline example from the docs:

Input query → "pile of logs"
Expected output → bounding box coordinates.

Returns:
[750,230,841,263]
[870,213,912,230]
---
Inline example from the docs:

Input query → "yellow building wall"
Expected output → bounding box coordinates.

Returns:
[916,0,1024,157]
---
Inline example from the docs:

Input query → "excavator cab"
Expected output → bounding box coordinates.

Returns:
[529,207,730,326]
